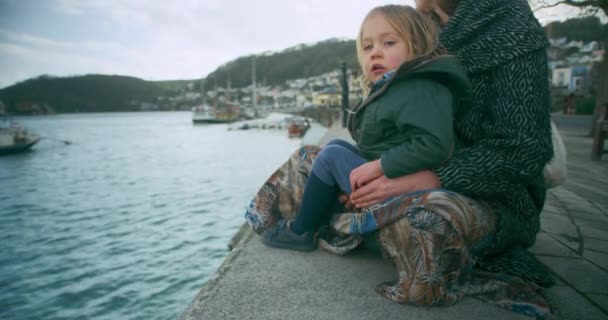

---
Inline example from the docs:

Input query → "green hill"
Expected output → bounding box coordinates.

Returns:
[203,38,358,91]
[0,74,167,113]
[0,39,358,114]
[544,16,606,43]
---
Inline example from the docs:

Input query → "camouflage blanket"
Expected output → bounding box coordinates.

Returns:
[245,146,554,319]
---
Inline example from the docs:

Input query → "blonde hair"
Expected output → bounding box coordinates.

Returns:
[356,5,444,97]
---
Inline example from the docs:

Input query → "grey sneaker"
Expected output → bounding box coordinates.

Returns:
[261,220,316,252]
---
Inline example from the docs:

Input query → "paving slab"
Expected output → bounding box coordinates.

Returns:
[551,233,583,254]
[585,239,608,254]
[573,213,608,227]
[583,250,608,271]
[540,213,580,239]
[530,233,579,258]
[546,286,608,320]
[543,207,570,217]
[538,256,608,294]
[580,224,608,241]
[587,294,608,314]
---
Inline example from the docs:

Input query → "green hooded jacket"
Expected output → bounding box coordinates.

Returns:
[347,55,472,178]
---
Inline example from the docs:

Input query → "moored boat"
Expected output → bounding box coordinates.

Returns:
[192,104,240,124]
[0,122,40,155]
[193,105,226,124]
[287,117,310,138]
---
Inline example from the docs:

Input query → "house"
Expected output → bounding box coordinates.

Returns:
[580,41,599,53]
[563,40,584,50]
[276,89,297,108]
[295,92,310,108]
[548,37,567,47]
[551,62,598,94]
[547,46,563,60]
[313,87,342,108]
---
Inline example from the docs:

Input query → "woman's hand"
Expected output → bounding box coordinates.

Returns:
[415,0,450,25]
[349,160,383,193]
[415,0,435,12]
[350,170,441,208]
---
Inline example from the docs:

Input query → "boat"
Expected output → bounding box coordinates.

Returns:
[192,77,240,124]
[287,117,310,138]
[192,104,239,124]
[0,120,40,155]
[193,105,226,124]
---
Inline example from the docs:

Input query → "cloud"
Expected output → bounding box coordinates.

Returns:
[0,0,593,89]
[0,28,147,87]
[4,0,405,87]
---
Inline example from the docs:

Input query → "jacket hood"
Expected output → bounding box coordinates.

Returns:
[393,55,473,114]
[439,0,549,73]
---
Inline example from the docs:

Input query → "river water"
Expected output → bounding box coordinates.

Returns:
[0,112,301,320]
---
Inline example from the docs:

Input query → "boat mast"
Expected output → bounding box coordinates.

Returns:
[200,78,206,106]
[227,75,231,104]
[213,79,218,108]
[222,69,232,119]
[252,55,258,117]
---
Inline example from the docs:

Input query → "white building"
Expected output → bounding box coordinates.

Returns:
[552,66,572,88]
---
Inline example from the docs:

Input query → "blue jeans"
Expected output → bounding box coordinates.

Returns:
[312,139,367,195]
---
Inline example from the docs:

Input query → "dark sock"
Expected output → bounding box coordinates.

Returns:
[291,172,338,234]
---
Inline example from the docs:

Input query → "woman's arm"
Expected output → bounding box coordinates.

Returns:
[349,50,553,207]
[435,50,553,197]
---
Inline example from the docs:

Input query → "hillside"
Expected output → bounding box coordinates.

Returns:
[544,16,605,43]
[0,74,168,114]
[203,38,358,91]
[0,15,603,115]
[0,39,358,114]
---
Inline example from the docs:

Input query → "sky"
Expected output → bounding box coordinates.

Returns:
[0,0,594,89]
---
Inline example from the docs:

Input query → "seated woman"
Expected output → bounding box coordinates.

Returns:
[245,0,554,318]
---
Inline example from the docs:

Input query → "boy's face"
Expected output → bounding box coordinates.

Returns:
[361,13,410,83]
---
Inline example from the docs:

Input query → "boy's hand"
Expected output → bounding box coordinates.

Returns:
[349,160,383,193]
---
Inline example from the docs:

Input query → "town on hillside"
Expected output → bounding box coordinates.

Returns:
[0,37,603,118]
[167,37,604,118]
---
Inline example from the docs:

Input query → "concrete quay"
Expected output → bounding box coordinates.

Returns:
[181,118,608,320]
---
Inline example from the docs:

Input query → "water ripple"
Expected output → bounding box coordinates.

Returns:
[0,112,301,320]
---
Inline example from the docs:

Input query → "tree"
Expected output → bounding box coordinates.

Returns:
[531,0,607,16]
[544,16,604,41]
[531,0,607,136]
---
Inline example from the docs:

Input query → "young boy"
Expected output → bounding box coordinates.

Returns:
[261,5,471,251]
